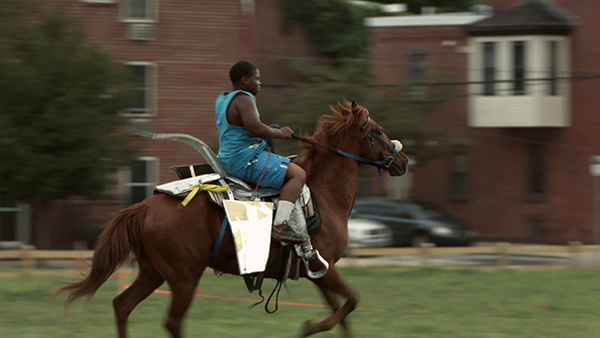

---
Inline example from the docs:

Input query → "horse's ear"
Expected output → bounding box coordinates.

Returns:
[351,100,361,115]
[338,101,351,116]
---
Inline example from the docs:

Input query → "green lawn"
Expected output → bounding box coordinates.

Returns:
[1,267,600,337]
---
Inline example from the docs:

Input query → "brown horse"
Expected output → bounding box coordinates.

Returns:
[58,100,409,337]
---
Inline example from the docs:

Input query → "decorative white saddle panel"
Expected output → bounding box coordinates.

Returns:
[223,200,273,275]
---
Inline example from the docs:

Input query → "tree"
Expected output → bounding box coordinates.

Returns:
[277,0,489,65]
[260,62,456,167]
[278,0,374,62]
[273,0,478,165]
[0,1,135,202]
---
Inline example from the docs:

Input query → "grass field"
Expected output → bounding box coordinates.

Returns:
[2,266,600,337]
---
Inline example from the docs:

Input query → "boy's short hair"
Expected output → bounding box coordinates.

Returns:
[229,60,257,83]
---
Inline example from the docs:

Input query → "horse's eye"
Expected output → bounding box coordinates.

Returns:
[378,130,384,135]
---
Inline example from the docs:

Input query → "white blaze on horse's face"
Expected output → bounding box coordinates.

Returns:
[392,140,403,151]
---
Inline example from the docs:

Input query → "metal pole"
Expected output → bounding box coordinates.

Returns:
[595,176,600,244]
[590,156,600,244]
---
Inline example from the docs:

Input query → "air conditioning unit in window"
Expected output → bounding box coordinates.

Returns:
[127,24,155,41]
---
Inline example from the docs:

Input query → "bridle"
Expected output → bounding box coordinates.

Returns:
[292,116,400,178]
[360,117,399,168]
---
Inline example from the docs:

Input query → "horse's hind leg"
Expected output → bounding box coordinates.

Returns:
[164,277,202,338]
[113,257,164,338]
[301,266,359,337]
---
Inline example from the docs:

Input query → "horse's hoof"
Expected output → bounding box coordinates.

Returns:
[299,319,316,337]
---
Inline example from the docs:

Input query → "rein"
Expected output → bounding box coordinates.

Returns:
[292,117,398,180]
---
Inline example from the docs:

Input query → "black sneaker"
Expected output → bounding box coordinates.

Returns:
[272,221,307,244]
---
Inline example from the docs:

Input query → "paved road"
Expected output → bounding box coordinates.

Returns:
[340,254,571,267]
[340,242,600,268]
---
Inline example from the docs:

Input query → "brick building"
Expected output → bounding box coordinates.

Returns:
[368,0,600,243]
[7,0,599,248]
[3,0,320,249]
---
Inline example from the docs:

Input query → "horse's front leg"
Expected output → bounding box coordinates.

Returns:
[315,285,353,337]
[300,266,359,337]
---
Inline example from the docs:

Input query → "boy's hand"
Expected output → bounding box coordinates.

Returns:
[279,126,294,139]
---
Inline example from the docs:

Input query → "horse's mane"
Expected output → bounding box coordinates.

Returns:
[300,100,370,153]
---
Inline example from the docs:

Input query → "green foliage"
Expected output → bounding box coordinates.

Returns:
[271,0,471,166]
[277,0,489,66]
[0,1,135,202]
[278,0,377,64]
[260,62,456,166]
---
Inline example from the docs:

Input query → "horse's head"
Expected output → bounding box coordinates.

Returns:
[335,100,409,177]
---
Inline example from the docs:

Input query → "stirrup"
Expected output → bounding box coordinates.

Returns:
[293,239,329,279]
[303,251,329,279]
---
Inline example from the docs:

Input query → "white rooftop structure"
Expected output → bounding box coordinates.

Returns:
[350,1,407,13]
[365,13,489,27]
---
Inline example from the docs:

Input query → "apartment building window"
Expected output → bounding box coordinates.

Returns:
[450,146,469,200]
[513,41,526,95]
[0,198,18,242]
[407,53,427,100]
[122,0,157,21]
[528,141,546,200]
[409,53,427,84]
[125,157,158,205]
[548,41,559,95]
[483,42,496,95]
[126,63,154,116]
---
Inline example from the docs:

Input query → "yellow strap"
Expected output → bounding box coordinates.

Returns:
[178,184,230,209]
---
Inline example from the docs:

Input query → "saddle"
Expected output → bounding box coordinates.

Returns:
[154,162,330,284]
[139,131,329,308]
[155,163,321,234]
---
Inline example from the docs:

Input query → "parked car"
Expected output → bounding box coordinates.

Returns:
[351,198,477,247]
[347,217,393,248]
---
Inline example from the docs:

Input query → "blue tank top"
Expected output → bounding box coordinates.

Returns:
[215,90,267,173]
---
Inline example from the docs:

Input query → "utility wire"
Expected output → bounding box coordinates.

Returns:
[3,32,600,75]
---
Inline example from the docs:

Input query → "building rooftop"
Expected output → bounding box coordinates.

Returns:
[365,13,489,27]
[464,0,577,36]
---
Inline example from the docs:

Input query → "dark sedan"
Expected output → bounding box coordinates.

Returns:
[351,198,477,247]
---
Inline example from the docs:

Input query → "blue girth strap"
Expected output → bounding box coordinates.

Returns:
[209,217,229,263]
[270,245,284,279]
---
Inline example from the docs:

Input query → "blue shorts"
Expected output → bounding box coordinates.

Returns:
[229,151,291,189]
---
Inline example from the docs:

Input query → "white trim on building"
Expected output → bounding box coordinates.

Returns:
[365,14,488,28]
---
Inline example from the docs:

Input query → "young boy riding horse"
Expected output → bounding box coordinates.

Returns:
[215,60,306,244]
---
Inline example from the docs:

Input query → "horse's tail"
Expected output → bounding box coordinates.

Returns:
[57,201,148,308]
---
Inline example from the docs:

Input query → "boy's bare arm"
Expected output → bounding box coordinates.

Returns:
[235,95,293,140]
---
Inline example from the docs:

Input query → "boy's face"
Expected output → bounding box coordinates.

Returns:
[242,69,261,96]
